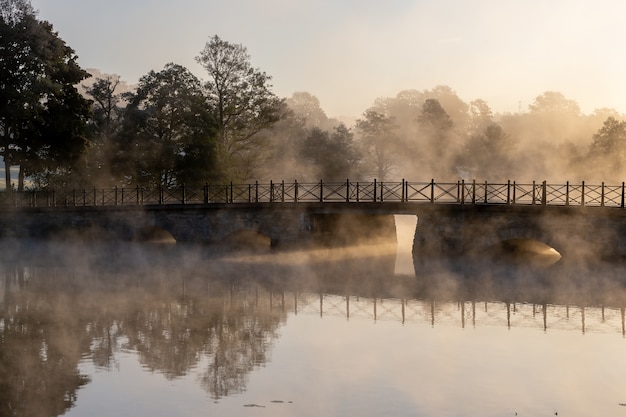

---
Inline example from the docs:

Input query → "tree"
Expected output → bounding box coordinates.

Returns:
[196,35,283,182]
[529,91,581,115]
[0,0,91,189]
[456,123,515,180]
[417,99,458,179]
[467,99,493,135]
[286,92,329,128]
[298,124,360,181]
[114,63,218,187]
[356,109,399,181]
[587,116,626,180]
[82,75,123,186]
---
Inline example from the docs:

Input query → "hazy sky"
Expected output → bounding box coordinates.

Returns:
[31,0,626,118]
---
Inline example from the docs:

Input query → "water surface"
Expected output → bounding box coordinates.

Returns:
[1,229,626,416]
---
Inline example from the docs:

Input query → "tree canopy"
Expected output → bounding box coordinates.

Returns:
[0,0,91,189]
[196,35,283,182]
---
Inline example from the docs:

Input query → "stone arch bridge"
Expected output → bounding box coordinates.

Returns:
[1,201,626,263]
[2,180,626,263]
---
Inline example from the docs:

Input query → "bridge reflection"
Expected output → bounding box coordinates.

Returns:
[1,239,626,415]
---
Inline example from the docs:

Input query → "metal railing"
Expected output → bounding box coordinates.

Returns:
[3,179,626,209]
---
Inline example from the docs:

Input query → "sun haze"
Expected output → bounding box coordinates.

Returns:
[31,0,626,118]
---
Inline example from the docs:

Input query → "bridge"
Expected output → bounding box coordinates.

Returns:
[1,179,626,263]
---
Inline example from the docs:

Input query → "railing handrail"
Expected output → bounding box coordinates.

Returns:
[4,180,626,209]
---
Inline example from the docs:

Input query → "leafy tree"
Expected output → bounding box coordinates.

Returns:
[85,75,122,137]
[529,91,581,114]
[467,99,493,135]
[587,116,626,180]
[82,75,124,186]
[196,35,283,182]
[418,98,454,131]
[114,63,218,187]
[356,109,398,181]
[456,123,515,180]
[423,85,469,129]
[417,99,458,179]
[299,124,360,181]
[0,0,91,189]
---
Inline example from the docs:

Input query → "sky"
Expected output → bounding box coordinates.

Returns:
[30,0,626,119]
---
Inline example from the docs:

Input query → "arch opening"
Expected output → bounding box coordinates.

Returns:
[135,226,176,244]
[486,238,562,267]
[221,229,272,252]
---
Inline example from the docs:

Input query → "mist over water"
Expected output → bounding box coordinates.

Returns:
[1,233,626,416]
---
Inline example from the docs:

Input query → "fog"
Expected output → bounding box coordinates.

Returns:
[262,88,626,185]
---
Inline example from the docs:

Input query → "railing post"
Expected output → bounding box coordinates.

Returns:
[115,186,118,206]
[581,181,585,207]
[601,182,605,207]
[566,181,569,206]
[484,181,488,204]
[373,179,377,202]
[472,179,476,204]
[430,179,434,203]
[542,181,547,207]
[270,180,274,203]
[621,182,625,209]
[461,180,465,205]
[282,180,285,202]
[346,179,350,203]
[356,182,360,202]
[532,181,536,205]
[457,180,461,203]
[136,185,140,205]
[159,185,163,205]
[507,180,511,204]
[93,187,97,206]
[294,180,298,203]
[401,179,405,202]
[121,188,125,205]
[255,181,259,203]
[320,179,324,202]
[380,181,384,202]
[230,182,233,203]
[472,179,477,204]
[513,181,516,204]
[181,183,186,204]
[248,184,252,203]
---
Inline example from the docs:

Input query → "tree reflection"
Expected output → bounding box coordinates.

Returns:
[0,268,90,416]
[0,242,290,410]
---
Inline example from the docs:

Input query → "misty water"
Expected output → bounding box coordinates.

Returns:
[2,215,626,417]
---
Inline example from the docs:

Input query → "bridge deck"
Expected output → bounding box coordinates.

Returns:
[3,180,626,210]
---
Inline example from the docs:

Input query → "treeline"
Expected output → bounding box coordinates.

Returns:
[2,1,626,192]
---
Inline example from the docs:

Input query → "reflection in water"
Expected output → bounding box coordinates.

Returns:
[0,238,626,416]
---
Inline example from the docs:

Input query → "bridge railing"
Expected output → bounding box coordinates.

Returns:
[3,179,626,209]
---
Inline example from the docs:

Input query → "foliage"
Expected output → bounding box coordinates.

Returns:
[113,63,218,187]
[298,124,361,181]
[0,1,91,189]
[456,123,516,180]
[196,35,283,182]
[587,117,626,180]
[356,109,399,181]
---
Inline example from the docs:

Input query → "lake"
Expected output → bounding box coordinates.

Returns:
[1,215,626,416]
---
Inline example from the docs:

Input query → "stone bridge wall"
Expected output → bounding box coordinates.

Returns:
[1,203,626,263]
[413,205,626,262]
